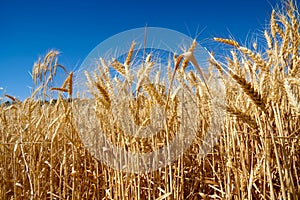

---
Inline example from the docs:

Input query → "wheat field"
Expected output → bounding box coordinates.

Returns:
[0,0,299,199]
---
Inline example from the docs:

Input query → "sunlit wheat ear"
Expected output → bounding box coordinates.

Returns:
[67,72,73,97]
[213,37,240,48]
[32,58,41,84]
[61,73,70,89]
[238,47,267,69]
[229,70,266,112]
[50,87,68,93]
[110,59,126,76]
[264,30,273,49]
[61,72,73,97]
[4,94,19,102]
[271,10,285,39]
[99,58,110,79]
[143,81,164,106]
[226,106,258,129]
[187,71,197,87]
[124,41,136,72]
[284,79,300,113]
[136,54,154,92]
[94,82,111,108]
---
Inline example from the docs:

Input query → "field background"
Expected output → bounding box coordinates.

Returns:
[0,0,299,199]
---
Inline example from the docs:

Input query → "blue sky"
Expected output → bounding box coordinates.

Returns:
[0,0,283,100]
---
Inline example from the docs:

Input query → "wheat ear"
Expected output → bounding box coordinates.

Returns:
[284,79,300,113]
[68,72,73,97]
[214,37,240,48]
[143,81,164,106]
[229,72,266,111]
[4,94,19,102]
[94,82,111,108]
[111,59,126,76]
[271,10,285,39]
[264,30,273,49]
[124,41,136,71]
[50,88,68,93]
[226,106,258,129]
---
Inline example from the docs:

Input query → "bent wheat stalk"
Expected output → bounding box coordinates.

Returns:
[165,39,212,110]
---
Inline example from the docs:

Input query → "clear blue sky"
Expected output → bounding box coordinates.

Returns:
[0,0,283,100]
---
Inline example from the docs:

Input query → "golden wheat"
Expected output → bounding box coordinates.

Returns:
[0,1,299,199]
